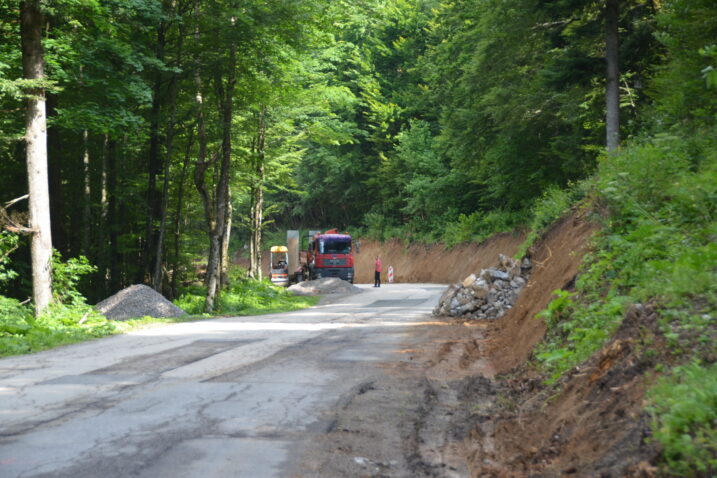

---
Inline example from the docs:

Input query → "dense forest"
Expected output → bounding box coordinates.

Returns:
[1,0,713,303]
[2,0,717,473]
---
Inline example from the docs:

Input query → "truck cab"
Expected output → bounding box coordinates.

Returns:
[306,229,354,283]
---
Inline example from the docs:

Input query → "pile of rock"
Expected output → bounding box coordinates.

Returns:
[433,254,532,320]
[95,284,187,320]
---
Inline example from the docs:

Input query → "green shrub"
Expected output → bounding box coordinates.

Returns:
[51,251,97,305]
[535,131,717,386]
[647,362,717,476]
[442,208,528,247]
[517,183,584,257]
[0,231,19,285]
[0,295,32,335]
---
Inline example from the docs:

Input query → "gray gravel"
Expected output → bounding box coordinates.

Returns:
[288,278,363,296]
[95,284,187,320]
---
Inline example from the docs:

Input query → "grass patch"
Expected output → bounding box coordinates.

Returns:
[1,277,318,358]
[175,278,319,316]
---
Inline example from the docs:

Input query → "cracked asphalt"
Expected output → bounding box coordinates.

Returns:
[0,283,444,477]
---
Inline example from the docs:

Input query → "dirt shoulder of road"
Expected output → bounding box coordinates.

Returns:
[298,211,665,477]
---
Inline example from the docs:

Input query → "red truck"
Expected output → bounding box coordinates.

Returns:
[304,229,355,283]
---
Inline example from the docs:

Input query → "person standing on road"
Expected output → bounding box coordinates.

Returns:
[374,256,382,287]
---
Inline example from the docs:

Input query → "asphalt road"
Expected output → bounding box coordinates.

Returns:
[0,283,444,478]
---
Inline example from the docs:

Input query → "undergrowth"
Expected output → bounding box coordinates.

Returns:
[647,362,717,476]
[534,130,717,474]
[175,277,319,316]
[1,259,318,358]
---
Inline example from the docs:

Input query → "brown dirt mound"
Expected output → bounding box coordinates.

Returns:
[354,232,525,284]
[484,212,598,373]
[468,303,665,477]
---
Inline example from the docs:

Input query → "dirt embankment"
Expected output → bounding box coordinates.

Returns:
[235,232,524,285]
[354,233,525,284]
[420,210,663,477]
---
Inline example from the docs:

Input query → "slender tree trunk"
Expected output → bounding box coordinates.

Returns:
[192,1,214,289]
[96,134,109,298]
[81,130,91,254]
[171,133,193,299]
[248,191,256,279]
[249,109,266,281]
[220,192,232,288]
[205,41,236,312]
[605,0,620,152]
[106,139,120,292]
[152,28,183,293]
[139,22,167,284]
[251,182,263,280]
[21,0,53,315]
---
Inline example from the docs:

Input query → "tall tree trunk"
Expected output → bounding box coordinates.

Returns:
[205,41,236,313]
[21,0,53,315]
[96,134,109,298]
[192,1,214,289]
[152,27,183,293]
[605,0,620,151]
[220,191,232,288]
[106,139,120,292]
[139,21,167,284]
[171,133,193,300]
[249,108,266,281]
[81,130,91,255]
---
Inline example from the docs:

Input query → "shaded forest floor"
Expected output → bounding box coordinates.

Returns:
[300,212,664,477]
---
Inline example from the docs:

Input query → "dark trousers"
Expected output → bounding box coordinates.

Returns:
[374,271,381,287]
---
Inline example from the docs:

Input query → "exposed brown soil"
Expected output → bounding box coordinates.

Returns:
[354,232,525,284]
[236,231,525,285]
[300,210,667,477]
[485,212,598,373]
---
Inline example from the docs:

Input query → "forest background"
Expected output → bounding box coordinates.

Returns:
[0,0,712,304]
[1,0,717,474]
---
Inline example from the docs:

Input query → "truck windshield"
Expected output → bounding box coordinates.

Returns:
[319,239,351,254]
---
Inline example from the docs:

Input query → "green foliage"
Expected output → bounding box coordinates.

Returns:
[517,184,584,257]
[0,298,117,358]
[536,290,575,330]
[51,251,97,305]
[0,231,19,285]
[534,130,717,428]
[175,278,319,317]
[647,362,717,476]
[441,209,528,248]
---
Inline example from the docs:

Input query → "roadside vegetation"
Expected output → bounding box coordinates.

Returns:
[0,246,317,358]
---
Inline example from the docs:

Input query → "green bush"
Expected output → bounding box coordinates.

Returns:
[517,183,584,257]
[647,362,717,476]
[442,208,528,247]
[51,251,97,305]
[0,231,19,285]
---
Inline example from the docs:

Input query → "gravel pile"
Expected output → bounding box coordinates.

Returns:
[288,277,363,296]
[95,284,187,320]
